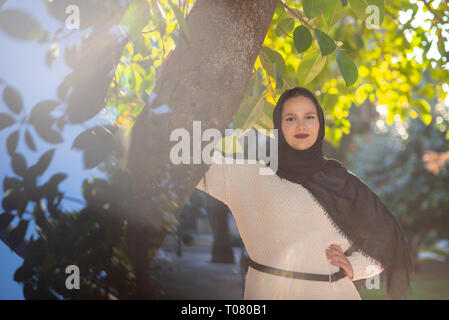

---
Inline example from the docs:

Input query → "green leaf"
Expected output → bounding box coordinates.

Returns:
[262,47,286,74]
[72,126,115,169]
[233,93,269,133]
[260,46,286,89]
[255,119,270,132]
[303,0,326,19]
[168,0,190,41]
[8,219,29,249]
[314,29,336,56]
[0,113,15,131]
[335,49,358,87]
[399,106,407,122]
[29,100,63,144]
[385,111,394,126]
[323,0,345,27]
[417,83,436,101]
[66,70,114,124]
[0,212,15,230]
[320,93,339,112]
[150,0,167,37]
[22,170,37,203]
[0,9,47,41]
[34,125,62,144]
[232,71,267,133]
[2,189,27,215]
[120,0,151,41]
[262,47,285,75]
[29,149,55,177]
[355,83,373,104]
[260,102,275,128]
[296,48,327,86]
[64,29,124,123]
[276,17,295,37]
[25,129,36,152]
[416,98,431,113]
[3,176,22,192]
[355,33,364,48]
[415,99,432,125]
[293,25,312,53]
[30,100,59,122]
[218,135,243,155]
[3,86,23,115]
[11,153,27,177]
[43,173,68,197]
[7,130,19,157]
[348,0,384,27]
[14,264,35,283]
[274,4,286,18]
[348,0,365,18]
[366,0,385,27]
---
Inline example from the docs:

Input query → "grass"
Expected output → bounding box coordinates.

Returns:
[358,260,449,300]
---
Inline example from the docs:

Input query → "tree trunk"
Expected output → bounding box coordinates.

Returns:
[208,197,235,263]
[126,0,279,298]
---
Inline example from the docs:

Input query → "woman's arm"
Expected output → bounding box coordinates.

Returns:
[326,243,384,281]
[346,250,384,281]
[195,150,232,206]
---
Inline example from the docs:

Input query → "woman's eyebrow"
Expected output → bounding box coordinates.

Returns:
[283,112,316,117]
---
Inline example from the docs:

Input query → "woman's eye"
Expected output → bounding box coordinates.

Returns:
[286,116,314,121]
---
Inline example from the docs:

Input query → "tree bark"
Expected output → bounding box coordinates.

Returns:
[208,197,235,264]
[126,0,279,298]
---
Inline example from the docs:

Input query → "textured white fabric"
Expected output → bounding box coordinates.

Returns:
[196,151,384,300]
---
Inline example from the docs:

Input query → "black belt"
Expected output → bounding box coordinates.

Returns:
[248,257,347,283]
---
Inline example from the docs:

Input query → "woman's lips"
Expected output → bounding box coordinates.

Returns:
[295,134,309,139]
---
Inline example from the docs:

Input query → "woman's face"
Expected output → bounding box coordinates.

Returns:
[281,95,320,151]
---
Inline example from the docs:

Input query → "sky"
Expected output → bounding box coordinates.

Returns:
[0,0,109,299]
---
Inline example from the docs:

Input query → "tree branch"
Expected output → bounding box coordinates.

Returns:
[280,1,314,29]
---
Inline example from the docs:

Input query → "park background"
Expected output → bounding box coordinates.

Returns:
[0,0,448,299]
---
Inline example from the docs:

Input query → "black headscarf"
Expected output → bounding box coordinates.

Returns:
[268,86,414,300]
[273,87,328,184]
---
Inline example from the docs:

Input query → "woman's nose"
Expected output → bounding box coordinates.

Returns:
[296,120,306,130]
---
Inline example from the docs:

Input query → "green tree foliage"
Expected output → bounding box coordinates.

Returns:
[346,75,449,261]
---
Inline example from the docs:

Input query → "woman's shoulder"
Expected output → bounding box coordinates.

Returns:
[212,150,268,167]
[222,153,279,189]
[322,158,357,177]
[321,158,376,196]
[312,158,363,193]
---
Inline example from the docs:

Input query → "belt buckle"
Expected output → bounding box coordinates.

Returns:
[329,274,331,283]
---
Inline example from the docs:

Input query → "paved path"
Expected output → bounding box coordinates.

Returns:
[149,245,246,300]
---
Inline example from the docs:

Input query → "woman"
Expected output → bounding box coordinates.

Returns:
[196,86,414,300]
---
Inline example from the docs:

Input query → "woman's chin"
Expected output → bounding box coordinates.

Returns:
[289,142,313,151]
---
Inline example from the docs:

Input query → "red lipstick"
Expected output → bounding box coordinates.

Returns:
[295,133,309,139]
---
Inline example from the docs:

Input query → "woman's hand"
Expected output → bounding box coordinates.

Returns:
[325,244,354,280]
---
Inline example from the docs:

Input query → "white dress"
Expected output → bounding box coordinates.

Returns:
[196,151,384,300]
